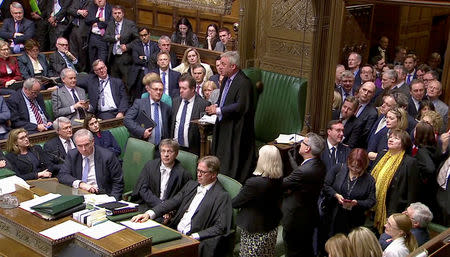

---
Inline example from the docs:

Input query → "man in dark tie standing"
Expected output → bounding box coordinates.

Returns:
[85,0,111,66]
[0,2,35,53]
[171,74,210,155]
[282,133,326,257]
[191,63,206,98]
[205,51,256,183]
[151,51,180,98]
[68,0,91,72]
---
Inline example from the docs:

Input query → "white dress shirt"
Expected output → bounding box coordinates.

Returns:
[159,163,172,200]
[72,150,98,189]
[98,76,118,112]
[382,237,409,257]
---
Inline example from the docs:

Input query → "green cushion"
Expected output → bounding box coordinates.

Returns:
[141,92,172,107]
[217,174,242,228]
[109,126,130,159]
[44,99,54,121]
[246,68,307,143]
[122,138,155,194]
[135,226,182,244]
[176,150,198,180]
[428,222,448,234]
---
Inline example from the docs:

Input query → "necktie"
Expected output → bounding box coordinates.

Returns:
[144,44,150,58]
[356,104,363,117]
[98,7,105,36]
[30,100,44,124]
[113,22,121,55]
[178,100,189,146]
[161,71,166,92]
[330,146,336,164]
[437,157,450,189]
[115,22,120,35]
[160,167,168,200]
[99,80,106,106]
[62,53,76,70]
[82,157,89,182]
[153,102,161,144]
[71,89,85,119]
[15,21,20,33]
[65,140,72,152]
[407,75,412,84]
[219,79,232,108]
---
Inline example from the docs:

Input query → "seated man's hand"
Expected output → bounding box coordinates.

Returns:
[37,124,48,132]
[115,112,124,118]
[38,169,52,178]
[162,212,172,225]
[79,182,99,193]
[131,213,150,223]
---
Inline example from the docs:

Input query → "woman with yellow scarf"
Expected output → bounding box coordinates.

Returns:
[371,129,420,233]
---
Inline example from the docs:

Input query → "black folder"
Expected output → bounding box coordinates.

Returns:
[136,111,156,129]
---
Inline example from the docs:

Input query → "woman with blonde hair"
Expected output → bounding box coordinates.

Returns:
[383,213,418,257]
[202,80,218,103]
[173,47,213,81]
[348,226,382,257]
[420,110,443,135]
[140,72,172,106]
[324,233,354,257]
[232,145,283,257]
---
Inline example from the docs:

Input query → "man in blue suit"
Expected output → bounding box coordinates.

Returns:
[124,79,171,145]
[78,59,129,119]
[58,129,124,200]
[151,51,181,98]
[0,2,35,53]
[320,120,350,173]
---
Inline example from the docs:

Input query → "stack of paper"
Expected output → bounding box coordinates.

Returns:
[79,220,126,239]
[40,220,87,240]
[0,175,30,195]
[120,219,159,230]
[199,114,217,124]
[275,134,304,144]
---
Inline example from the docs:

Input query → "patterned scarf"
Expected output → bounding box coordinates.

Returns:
[371,150,405,233]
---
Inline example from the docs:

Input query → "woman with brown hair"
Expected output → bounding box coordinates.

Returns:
[323,148,376,236]
[5,128,53,180]
[173,47,213,80]
[171,17,199,47]
[0,40,22,94]
[204,24,219,51]
[382,213,418,257]
[83,114,121,157]
[324,233,355,257]
[371,129,419,234]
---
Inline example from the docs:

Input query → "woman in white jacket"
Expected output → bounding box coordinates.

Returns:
[383,213,418,257]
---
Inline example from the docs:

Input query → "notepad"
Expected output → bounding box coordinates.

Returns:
[40,220,87,240]
[80,220,126,239]
[120,219,159,230]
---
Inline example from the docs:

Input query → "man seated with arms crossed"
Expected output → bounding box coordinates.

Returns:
[58,129,124,200]
[132,139,192,213]
[132,156,232,257]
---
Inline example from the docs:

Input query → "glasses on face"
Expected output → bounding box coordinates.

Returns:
[94,66,106,72]
[57,43,69,46]
[0,48,9,52]
[300,140,309,147]
[197,169,211,176]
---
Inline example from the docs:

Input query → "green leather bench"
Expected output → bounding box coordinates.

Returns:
[44,99,54,121]
[242,68,307,148]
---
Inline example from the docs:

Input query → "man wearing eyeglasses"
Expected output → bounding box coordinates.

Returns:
[48,37,78,76]
[0,2,35,54]
[131,139,191,214]
[281,133,326,257]
[6,77,52,133]
[132,155,232,257]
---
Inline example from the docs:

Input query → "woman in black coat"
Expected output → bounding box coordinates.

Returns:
[232,145,283,257]
[5,128,53,180]
[323,148,376,236]
[83,114,121,157]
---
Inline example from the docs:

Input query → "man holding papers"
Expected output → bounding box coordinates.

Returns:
[132,155,232,257]
[58,129,124,200]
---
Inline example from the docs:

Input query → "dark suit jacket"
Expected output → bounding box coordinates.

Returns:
[85,3,112,34]
[78,74,129,115]
[127,40,158,88]
[282,157,326,229]
[43,136,72,173]
[93,130,121,157]
[320,143,350,173]
[436,150,450,225]
[124,97,171,140]
[407,97,420,119]
[48,51,78,76]
[131,159,192,208]
[391,82,410,97]
[353,69,362,90]
[372,151,420,216]
[367,115,387,153]
[356,104,378,148]
[151,49,178,69]
[342,116,363,149]
[232,176,283,233]
[171,95,210,155]
[209,74,220,87]
[212,70,256,183]
[5,145,54,180]
[152,179,232,257]
[17,53,50,79]
[0,0,12,21]
[151,68,181,98]
[0,18,35,44]
[58,146,124,200]
[103,18,139,64]
[6,90,51,133]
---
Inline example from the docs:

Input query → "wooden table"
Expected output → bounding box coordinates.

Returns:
[0,179,199,257]
[191,120,214,158]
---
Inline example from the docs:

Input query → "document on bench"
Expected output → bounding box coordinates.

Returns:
[40,220,87,240]
[0,175,30,195]
[80,220,126,239]
[121,219,159,230]
[275,134,304,144]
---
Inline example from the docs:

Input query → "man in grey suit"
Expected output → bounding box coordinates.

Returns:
[427,80,448,133]
[52,68,90,124]
[171,74,210,155]
[58,129,124,200]
[103,5,138,84]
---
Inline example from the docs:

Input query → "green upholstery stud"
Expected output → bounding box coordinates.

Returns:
[176,150,198,180]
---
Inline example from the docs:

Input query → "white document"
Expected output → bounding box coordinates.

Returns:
[275,134,304,144]
[120,219,159,230]
[84,194,116,205]
[80,220,126,239]
[199,114,217,124]
[19,193,61,212]
[0,175,30,195]
[40,220,87,240]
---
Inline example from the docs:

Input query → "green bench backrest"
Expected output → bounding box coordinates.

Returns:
[44,99,54,121]
[122,138,155,194]
[176,150,198,180]
[109,126,130,159]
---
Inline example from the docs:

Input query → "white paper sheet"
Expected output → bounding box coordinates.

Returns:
[0,175,30,195]
[199,114,217,124]
[80,220,126,239]
[275,134,304,144]
[19,193,61,212]
[83,194,116,205]
[40,220,87,240]
[120,219,159,230]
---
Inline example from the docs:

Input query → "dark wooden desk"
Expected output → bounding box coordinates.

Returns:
[0,179,199,257]
[191,120,214,158]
